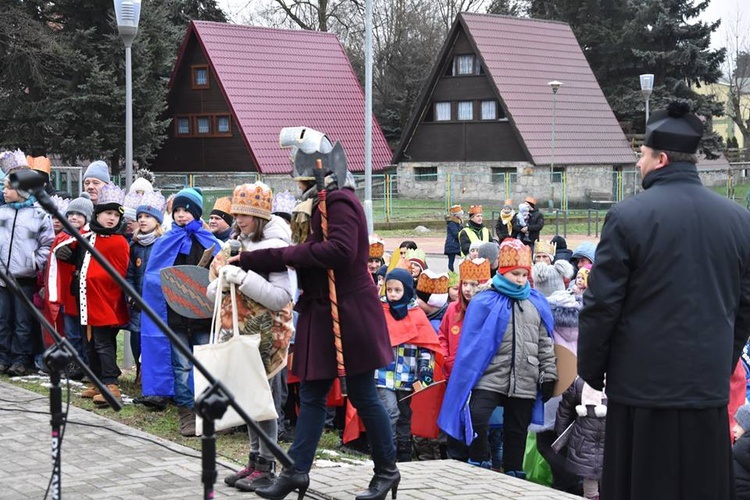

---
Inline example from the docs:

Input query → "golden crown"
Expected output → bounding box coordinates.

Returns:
[469,205,483,215]
[416,270,450,295]
[534,239,557,258]
[459,258,492,282]
[499,239,532,270]
[231,182,272,220]
[212,196,232,215]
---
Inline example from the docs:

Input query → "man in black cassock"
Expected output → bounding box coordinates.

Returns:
[578,102,750,500]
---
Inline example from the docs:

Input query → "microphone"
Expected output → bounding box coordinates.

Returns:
[9,169,47,192]
[227,240,241,257]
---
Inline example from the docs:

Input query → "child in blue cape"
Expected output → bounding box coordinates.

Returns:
[438,238,558,477]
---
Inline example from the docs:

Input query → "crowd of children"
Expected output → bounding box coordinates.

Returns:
[6,149,750,499]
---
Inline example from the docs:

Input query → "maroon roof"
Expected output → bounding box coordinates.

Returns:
[175,21,392,174]
[455,14,635,166]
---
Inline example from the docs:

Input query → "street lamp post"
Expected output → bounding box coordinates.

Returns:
[548,81,563,210]
[114,0,142,189]
[640,73,654,125]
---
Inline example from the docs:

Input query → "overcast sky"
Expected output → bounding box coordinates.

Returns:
[216,0,746,50]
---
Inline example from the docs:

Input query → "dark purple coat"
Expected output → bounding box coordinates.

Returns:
[240,188,393,381]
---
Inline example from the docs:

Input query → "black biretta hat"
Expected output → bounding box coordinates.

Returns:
[643,101,703,154]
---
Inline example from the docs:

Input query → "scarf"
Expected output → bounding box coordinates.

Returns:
[7,195,37,210]
[89,217,125,236]
[500,210,515,234]
[385,268,416,320]
[491,273,531,300]
[135,230,158,247]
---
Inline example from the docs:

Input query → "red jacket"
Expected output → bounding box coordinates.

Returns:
[80,233,129,327]
[438,301,464,378]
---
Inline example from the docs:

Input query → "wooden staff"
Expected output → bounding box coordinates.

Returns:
[315,159,348,396]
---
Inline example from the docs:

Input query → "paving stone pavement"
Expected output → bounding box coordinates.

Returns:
[0,380,579,499]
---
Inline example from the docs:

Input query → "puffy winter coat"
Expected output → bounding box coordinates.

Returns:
[443,216,462,255]
[474,296,557,399]
[555,377,606,479]
[733,433,750,498]
[0,203,54,285]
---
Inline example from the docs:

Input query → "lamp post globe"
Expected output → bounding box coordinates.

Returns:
[640,73,654,124]
[114,0,142,189]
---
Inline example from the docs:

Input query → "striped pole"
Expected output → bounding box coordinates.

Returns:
[315,159,348,396]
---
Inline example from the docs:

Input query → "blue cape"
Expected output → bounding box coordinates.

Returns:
[437,287,553,444]
[141,221,220,396]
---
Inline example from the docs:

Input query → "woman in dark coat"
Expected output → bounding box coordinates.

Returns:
[235,179,398,500]
[443,205,463,272]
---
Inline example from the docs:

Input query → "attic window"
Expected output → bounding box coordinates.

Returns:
[458,101,473,121]
[192,65,209,89]
[216,115,231,135]
[175,116,191,136]
[196,116,211,134]
[435,102,451,121]
[481,101,497,120]
[453,54,479,76]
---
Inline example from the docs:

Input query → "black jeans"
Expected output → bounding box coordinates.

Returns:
[468,389,534,472]
[288,372,395,473]
[87,326,121,385]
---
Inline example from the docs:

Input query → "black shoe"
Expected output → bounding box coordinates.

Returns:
[254,468,309,500]
[355,462,400,500]
[7,364,27,376]
[65,362,85,381]
[133,396,168,411]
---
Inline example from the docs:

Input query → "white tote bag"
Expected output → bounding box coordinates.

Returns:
[194,272,278,436]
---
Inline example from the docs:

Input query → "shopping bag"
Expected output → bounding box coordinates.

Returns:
[522,433,553,486]
[194,273,277,435]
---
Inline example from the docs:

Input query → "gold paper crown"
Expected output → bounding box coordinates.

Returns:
[231,182,273,220]
[498,238,532,271]
[405,248,427,269]
[212,196,232,215]
[469,205,483,215]
[534,240,557,258]
[416,270,450,295]
[459,258,492,282]
[369,236,385,259]
[450,204,463,214]
[447,271,460,288]
[27,155,51,175]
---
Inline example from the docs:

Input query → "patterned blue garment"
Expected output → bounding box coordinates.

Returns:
[375,344,433,391]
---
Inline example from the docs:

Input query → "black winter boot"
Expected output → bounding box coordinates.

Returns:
[355,462,400,500]
[396,440,412,462]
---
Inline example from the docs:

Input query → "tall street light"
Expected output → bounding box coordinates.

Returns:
[640,73,654,125]
[548,80,563,210]
[114,0,142,189]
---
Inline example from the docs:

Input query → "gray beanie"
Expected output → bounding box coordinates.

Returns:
[532,260,575,297]
[83,161,110,183]
[736,404,750,431]
[66,192,94,222]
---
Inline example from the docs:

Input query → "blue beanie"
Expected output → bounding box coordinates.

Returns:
[84,161,111,183]
[136,204,164,225]
[172,187,203,220]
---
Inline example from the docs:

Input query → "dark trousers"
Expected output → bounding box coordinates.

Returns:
[468,389,534,472]
[289,372,395,473]
[87,326,121,385]
[602,400,734,500]
[446,253,458,272]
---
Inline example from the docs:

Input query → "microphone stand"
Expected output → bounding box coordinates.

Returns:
[0,265,121,500]
[16,177,294,500]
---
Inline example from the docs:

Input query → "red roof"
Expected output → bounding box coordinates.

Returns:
[175,22,392,174]
[460,13,635,166]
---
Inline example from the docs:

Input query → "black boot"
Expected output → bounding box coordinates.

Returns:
[254,468,309,500]
[355,462,400,500]
[396,440,412,462]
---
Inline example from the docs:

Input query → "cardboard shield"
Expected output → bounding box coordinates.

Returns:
[553,344,578,396]
[160,265,213,319]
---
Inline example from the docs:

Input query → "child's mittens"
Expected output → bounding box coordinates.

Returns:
[540,380,556,402]
[576,404,587,417]
[222,265,247,286]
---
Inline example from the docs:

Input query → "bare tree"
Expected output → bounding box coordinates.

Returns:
[722,3,750,149]
[436,0,489,31]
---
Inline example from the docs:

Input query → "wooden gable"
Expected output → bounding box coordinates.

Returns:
[393,22,529,164]
[152,32,257,173]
